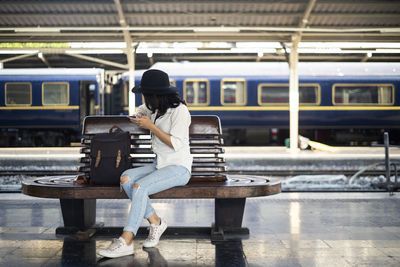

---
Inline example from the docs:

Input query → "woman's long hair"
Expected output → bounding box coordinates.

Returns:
[143,93,186,117]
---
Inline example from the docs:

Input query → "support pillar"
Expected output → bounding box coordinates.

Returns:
[127,48,136,116]
[289,35,300,153]
[114,0,136,116]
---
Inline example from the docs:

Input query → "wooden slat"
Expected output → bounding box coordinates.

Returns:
[131,158,155,164]
[190,139,222,146]
[189,176,227,183]
[190,116,221,136]
[79,157,90,164]
[82,115,222,136]
[80,147,89,154]
[191,166,226,172]
[82,156,225,164]
[82,147,225,155]
[78,166,90,173]
[193,157,226,163]
[131,148,153,154]
[84,138,222,146]
[132,139,151,145]
[81,156,225,164]
[190,147,224,154]
[83,116,148,135]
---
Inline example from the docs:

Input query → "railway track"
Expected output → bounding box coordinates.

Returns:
[0,170,78,176]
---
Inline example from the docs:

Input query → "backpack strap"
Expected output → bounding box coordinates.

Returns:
[116,150,121,168]
[95,150,101,168]
[109,125,122,134]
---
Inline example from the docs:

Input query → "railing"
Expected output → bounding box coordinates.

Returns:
[382,132,400,194]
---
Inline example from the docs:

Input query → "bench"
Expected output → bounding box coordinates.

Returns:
[22,115,281,241]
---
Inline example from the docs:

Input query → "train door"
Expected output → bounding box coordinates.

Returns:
[80,81,96,123]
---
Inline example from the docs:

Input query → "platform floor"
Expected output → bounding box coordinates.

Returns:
[1,192,400,267]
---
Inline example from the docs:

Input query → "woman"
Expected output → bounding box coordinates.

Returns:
[98,69,192,258]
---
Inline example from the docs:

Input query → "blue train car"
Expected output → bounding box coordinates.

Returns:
[120,62,400,145]
[0,68,104,146]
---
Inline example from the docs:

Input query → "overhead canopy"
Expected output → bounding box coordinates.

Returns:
[0,0,399,69]
[1,0,399,42]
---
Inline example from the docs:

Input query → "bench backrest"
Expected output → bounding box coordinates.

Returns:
[79,115,227,183]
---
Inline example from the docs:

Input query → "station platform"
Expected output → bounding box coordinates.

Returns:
[0,192,399,266]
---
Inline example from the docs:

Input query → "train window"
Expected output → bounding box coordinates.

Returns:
[221,79,246,105]
[258,84,320,105]
[184,79,209,106]
[333,84,394,105]
[299,85,319,104]
[42,82,69,105]
[5,82,32,106]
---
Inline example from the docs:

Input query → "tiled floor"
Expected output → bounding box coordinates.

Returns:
[0,192,400,266]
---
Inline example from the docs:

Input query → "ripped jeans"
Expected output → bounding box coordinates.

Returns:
[120,161,190,235]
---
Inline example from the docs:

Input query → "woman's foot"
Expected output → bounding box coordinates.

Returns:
[143,218,167,248]
[98,237,134,258]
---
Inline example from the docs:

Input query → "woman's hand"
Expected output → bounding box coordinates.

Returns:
[130,115,173,148]
[130,116,154,130]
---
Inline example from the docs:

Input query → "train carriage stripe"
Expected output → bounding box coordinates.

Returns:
[0,106,79,110]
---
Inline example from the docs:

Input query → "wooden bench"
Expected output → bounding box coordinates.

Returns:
[22,115,281,241]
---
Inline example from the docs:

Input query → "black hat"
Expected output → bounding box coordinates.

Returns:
[131,69,178,95]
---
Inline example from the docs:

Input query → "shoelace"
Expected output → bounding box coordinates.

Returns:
[108,238,123,251]
[147,225,161,241]
[148,226,156,241]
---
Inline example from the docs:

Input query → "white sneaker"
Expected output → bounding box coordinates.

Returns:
[143,218,167,248]
[98,237,134,258]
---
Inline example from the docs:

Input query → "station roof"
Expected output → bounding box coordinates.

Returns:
[0,0,399,69]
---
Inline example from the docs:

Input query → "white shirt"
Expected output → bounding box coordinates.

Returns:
[135,103,193,172]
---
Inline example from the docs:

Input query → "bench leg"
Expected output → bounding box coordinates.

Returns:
[212,198,249,241]
[57,199,96,234]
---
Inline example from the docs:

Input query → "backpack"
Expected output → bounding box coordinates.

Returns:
[89,125,131,185]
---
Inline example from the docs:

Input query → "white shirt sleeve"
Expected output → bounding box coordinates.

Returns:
[135,104,152,117]
[169,105,191,152]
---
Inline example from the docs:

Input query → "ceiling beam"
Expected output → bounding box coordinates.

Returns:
[1,12,399,22]
[1,33,399,42]
[0,52,38,63]
[4,26,400,33]
[65,53,128,69]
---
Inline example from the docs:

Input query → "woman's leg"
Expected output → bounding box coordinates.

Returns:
[120,163,157,244]
[120,163,156,199]
[120,163,157,217]
[123,165,190,236]
[99,165,190,256]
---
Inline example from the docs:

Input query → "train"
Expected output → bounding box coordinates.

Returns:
[1,62,400,146]
[0,68,104,146]
[118,62,400,145]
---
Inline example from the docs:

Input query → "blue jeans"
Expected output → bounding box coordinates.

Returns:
[120,161,190,235]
